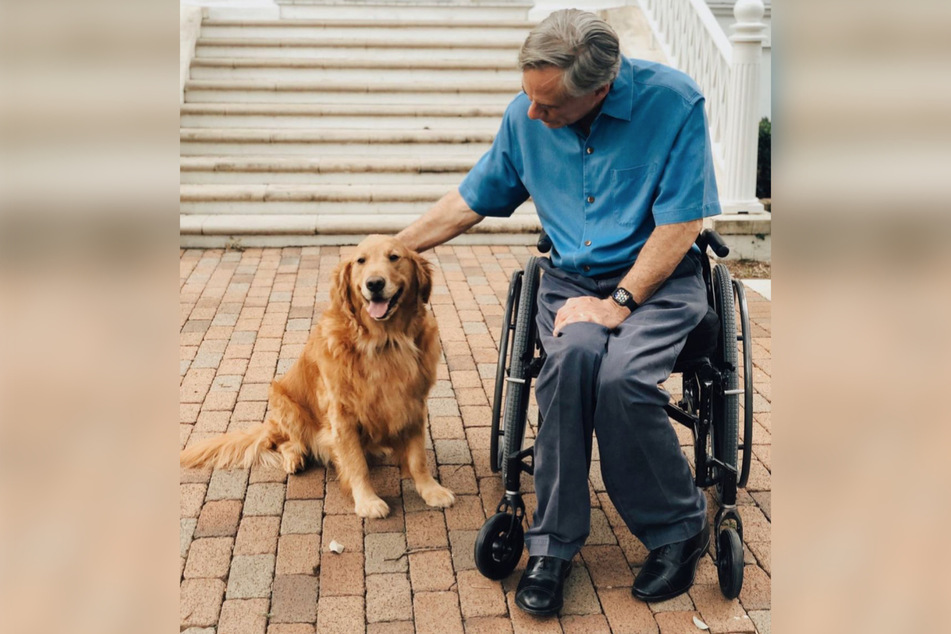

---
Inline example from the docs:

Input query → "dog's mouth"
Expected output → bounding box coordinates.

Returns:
[365,287,403,321]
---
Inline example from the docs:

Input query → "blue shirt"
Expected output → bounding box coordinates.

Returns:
[459,56,721,276]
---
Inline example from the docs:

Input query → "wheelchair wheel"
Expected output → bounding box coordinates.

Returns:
[474,512,525,580]
[716,528,744,599]
[712,264,739,499]
[490,269,522,474]
[501,256,541,485]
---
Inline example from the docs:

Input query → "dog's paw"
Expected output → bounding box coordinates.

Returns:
[282,453,306,474]
[421,484,456,508]
[354,496,390,519]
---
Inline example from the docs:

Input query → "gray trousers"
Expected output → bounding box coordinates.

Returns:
[523,253,708,560]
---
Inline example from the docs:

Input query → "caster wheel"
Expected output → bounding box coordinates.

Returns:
[716,528,744,599]
[474,512,524,580]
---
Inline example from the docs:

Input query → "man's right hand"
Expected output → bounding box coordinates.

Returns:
[553,295,630,336]
[395,188,484,253]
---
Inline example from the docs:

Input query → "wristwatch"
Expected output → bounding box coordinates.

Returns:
[610,287,639,313]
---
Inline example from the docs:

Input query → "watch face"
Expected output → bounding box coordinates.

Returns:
[613,288,631,304]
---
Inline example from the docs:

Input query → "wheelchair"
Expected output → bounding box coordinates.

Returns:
[473,229,754,599]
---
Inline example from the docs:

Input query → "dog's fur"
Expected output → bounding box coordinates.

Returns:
[180,235,454,517]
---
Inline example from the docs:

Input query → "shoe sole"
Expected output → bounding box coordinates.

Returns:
[630,534,711,603]
[514,597,562,617]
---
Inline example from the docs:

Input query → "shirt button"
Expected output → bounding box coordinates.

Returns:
[584,240,592,246]
[586,147,594,154]
[583,265,591,272]
[587,196,595,203]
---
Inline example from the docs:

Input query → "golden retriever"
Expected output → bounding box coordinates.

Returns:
[180,234,455,518]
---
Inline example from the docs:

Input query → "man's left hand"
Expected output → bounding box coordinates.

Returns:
[553,296,631,336]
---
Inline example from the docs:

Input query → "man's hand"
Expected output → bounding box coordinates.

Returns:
[553,296,630,336]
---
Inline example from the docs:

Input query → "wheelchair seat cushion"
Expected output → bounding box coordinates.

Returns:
[673,306,719,372]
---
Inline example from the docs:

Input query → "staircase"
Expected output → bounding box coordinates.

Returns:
[180,1,541,247]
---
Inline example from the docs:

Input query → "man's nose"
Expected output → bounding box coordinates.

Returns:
[527,102,542,120]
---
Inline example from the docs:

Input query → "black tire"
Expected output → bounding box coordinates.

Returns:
[716,528,744,599]
[501,257,541,485]
[474,512,525,580]
[712,264,739,498]
[491,270,522,473]
[733,279,754,488]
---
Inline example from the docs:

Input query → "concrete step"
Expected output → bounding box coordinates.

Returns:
[194,39,521,62]
[180,183,516,215]
[180,184,538,220]
[181,6,539,247]
[180,102,503,130]
[188,57,520,82]
[180,128,493,157]
[199,20,532,45]
[180,211,541,247]
[180,169,464,186]
[180,156,474,185]
[183,79,518,105]
[275,1,534,23]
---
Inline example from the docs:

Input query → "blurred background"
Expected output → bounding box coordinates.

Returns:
[0,0,950,632]
[0,1,179,632]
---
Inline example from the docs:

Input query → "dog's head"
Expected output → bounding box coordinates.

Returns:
[333,234,433,325]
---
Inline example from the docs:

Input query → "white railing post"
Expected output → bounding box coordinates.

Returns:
[721,0,767,214]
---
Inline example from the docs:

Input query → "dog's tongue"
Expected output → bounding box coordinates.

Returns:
[367,300,389,319]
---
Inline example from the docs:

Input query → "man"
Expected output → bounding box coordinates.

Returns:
[397,9,720,615]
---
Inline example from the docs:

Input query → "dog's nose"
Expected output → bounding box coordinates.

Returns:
[366,277,386,294]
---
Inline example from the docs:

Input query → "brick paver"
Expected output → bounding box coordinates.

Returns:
[218,598,269,634]
[184,537,234,579]
[275,534,321,576]
[367,573,413,623]
[234,516,281,556]
[226,555,276,599]
[270,575,319,623]
[364,532,408,574]
[181,245,772,632]
[195,499,242,538]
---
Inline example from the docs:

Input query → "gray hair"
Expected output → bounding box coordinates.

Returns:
[518,9,621,97]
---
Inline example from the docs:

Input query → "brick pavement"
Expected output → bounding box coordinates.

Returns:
[181,244,772,633]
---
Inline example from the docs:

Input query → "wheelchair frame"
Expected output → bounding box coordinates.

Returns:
[474,229,755,600]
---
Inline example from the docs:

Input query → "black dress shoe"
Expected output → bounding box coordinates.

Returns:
[515,555,572,616]
[632,520,710,602]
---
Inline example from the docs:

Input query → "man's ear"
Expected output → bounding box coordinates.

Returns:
[332,260,356,316]
[410,252,433,305]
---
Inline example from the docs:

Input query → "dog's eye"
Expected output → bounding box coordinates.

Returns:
[356,257,366,264]
[388,254,400,262]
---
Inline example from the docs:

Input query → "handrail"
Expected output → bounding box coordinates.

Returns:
[637,0,767,213]
[638,0,732,167]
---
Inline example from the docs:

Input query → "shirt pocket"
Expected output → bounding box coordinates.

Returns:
[610,163,658,227]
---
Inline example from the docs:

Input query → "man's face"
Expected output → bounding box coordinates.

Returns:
[522,66,609,129]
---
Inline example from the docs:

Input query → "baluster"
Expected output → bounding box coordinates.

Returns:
[722,0,767,214]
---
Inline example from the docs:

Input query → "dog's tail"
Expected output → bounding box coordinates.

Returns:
[180,420,286,470]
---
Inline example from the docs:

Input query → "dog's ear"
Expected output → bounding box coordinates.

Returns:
[410,251,433,305]
[332,260,356,316]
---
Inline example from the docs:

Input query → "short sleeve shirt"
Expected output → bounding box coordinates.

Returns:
[458,56,722,276]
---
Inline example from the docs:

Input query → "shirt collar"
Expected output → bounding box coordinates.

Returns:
[600,55,634,122]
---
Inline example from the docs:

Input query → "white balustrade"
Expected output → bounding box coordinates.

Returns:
[638,0,766,214]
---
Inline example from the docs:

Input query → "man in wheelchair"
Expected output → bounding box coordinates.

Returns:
[398,9,722,615]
